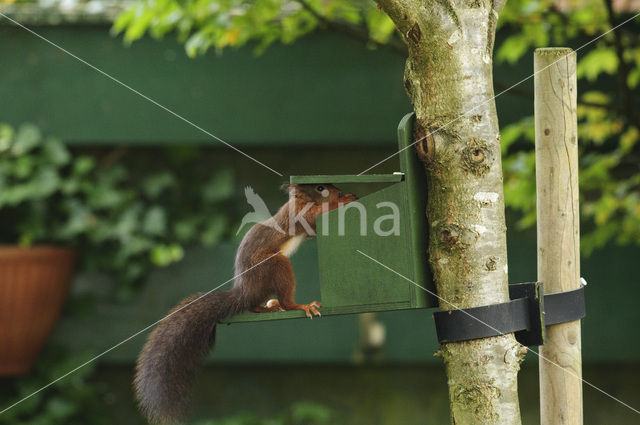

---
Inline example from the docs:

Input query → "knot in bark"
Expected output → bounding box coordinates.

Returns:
[403,76,412,94]
[461,138,492,176]
[414,121,435,164]
[485,256,498,271]
[438,224,474,251]
[405,22,422,44]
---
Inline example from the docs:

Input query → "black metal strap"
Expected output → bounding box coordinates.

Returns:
[433,283,585,347]
[544,287,586,326]
[434,297,531,342]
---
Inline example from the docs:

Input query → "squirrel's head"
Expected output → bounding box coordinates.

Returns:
[281,183,357,207]
[279,183,357,235]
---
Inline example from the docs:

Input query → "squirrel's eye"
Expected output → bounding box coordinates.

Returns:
[315,185,325,192]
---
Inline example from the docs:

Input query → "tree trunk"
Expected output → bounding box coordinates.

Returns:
[375,0,523,423]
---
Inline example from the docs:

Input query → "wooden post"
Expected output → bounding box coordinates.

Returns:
[534,47,583,425]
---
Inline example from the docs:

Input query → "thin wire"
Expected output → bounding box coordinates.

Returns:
[357,11,640,175]
[0,251,282,416]
[356,249,640,416]
[0,12,283,177]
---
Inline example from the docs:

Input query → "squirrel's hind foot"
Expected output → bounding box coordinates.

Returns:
[251,299,285,313]
[290,301,322,318]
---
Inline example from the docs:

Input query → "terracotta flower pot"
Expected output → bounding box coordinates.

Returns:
[0,246,76,375]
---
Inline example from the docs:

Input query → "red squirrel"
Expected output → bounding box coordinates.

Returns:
[134,183,357,424]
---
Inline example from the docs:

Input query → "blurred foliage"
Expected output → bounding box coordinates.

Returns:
[114,0,640,255]
[190,401,332,425]
[0,347,110,425]
[497,0,640,255]
[0,123,235,298]
[111,0,397,56]
[0,348,332,425]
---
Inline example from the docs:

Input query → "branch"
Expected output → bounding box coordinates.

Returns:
[493,0,508,14]
[99,146,129,167]
[375,0,407,17]
[374,0,416,35]
[295,0,407,56]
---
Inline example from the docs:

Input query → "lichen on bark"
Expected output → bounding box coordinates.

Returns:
[376,0,522,423]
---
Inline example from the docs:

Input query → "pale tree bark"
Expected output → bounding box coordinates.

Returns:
[375,0,524,423]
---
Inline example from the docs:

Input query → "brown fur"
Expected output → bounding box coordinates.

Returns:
[134,184,356,424]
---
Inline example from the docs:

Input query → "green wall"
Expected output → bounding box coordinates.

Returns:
[0,25,532,146]
[0,25,410,146]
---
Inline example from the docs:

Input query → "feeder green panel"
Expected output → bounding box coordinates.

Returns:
[223,113,434,324]
[316,183,425,310]
[290,174,404,184]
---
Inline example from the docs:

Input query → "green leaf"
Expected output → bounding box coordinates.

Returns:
[112,6,136,34]
[31,166,60,198]
[113,203,143,241]
[620,127,639,153]
[150,243,184,266]
[496,34,530,64]
[0,123,14,152]
[11,124,41,155]
[201,215,228,245]
[629,67,640,88]
[87,184,125,209]
[577,47,618,81]
[123,6,155,43]
[73,156,96,176]
[14,155,35,178]
[365,7,396,44]
[43,137,71,166]
[142,172,176,198]
[202,169,234,202]
[291,401,332,423]
[174,217,199,241]
[143,206,167,235]
[45,397,77,420]
[58,200,92,237]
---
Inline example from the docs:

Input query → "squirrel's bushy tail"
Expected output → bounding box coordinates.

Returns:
[134,289,243,424]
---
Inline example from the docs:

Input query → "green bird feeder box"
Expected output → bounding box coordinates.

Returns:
[225,113,436,323]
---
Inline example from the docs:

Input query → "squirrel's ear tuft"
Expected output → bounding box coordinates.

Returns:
[280,182,291,193]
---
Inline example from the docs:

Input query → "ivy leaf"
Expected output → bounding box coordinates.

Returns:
[0,123,14,152]
[142,172,175,199]
[201,215,228,245]
[291,401,332,423]
[58,199,92,238]
[113,203,143,242]
[173,217,200,242]
[87,184,125,209]
[143,206,167,235]
[202,169,234,202]
[11,124,41,155]
[43,138,71,166]
[73,156,95,176]
[45,397,77,420]
[14,155,35,178]
[31,166,60,198]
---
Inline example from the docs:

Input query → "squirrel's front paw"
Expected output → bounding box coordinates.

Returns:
[303,301,322,318]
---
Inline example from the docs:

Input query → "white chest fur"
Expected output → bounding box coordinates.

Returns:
[280,234,306,258]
